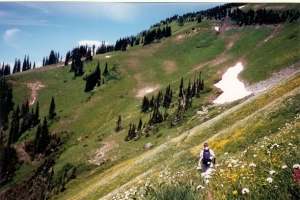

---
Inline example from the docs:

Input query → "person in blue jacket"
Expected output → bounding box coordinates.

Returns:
[197,142,216,173]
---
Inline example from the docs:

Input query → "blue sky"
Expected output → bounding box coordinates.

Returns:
[0,2,222,68]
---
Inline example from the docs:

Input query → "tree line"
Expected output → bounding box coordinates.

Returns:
[229,7,300,26]
[43,50,62,66]
[0,55,36,77]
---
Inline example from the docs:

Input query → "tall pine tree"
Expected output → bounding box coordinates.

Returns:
[48,97,56,119]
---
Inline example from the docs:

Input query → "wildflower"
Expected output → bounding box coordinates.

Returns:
[253,154,257,158]
[224,152,228,155]
[228,163,233,168]
[205,179,210,184]
[269,170,276,175]
[249,163,256,167]
[222,194,226,199]
[267,151,271,154]
[293,164,300,169]
[267,177,273,183]
[242,188,250,194]
[282,165,288,169]
[273,143,280,148]
[196,185,205,190]
[294,168,300,183]
[232,190,238,195]
[288,143,293,146]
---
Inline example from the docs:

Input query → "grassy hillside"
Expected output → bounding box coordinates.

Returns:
[1,3,299,200]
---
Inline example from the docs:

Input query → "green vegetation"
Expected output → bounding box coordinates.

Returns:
[0,3,299,200]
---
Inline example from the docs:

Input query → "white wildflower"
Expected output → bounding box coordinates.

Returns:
[242,188,250,194]
[266,177,273,183]
[196,185,205,190]
[282,165,288,169]
[224,152,228,155]
[288,143,293,146]
[293,164,300,169]
[249,163,256,167]
[269,170,276,175]
[228,163,232,168]
[253,154,257,158]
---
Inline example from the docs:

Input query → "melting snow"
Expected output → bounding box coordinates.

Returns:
[213,62,252,104]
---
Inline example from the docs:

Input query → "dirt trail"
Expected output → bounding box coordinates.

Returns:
[26,81,46,105]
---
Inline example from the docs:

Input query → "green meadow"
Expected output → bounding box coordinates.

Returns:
[2,3,300,199]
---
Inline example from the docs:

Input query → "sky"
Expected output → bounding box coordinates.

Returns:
[0,2,222,68]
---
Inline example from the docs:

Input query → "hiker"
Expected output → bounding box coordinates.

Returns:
[197,142,216,173]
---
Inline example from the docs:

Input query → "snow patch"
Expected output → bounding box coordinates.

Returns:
[213,62,251,104]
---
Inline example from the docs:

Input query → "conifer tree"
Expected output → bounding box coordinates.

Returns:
[95,61,101,86]
[115,115,122,132]
[48,97,56,119]
[141,96,149,113]
[37,117,50,153]
[0,79,14,130]
[103,62,108,76]
[8,109,20,144]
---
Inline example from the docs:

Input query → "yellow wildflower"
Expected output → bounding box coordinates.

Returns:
[222,194,226,199]
[233,190,238,195]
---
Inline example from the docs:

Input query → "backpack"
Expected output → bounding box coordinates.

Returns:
[202,149,211,165]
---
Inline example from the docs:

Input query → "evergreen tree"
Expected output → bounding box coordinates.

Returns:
[178,16,184,26]
[34,123,41,153]
[0,145,19,185]
[115,115,122,132]
[95,61,101,86]
[137,118,143,132]
[141,96,149,113]
[0,79,14,130]
[103,62,108,76]
[179,77,184,98]
[48,97,56,119]
[33,102,40,126]
[64,51,71,66]
[8,110,20,145]
[36,117,50,153]
[22,55,27,71]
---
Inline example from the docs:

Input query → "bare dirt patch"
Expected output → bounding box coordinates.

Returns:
[88,141,118,166]
[26,81,46,105]
[15,142,40,165]
[163,60,178,74]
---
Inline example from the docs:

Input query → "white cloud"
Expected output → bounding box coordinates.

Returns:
[55,3,139,23]
[3,28,20,44]
[78,40,109,47]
